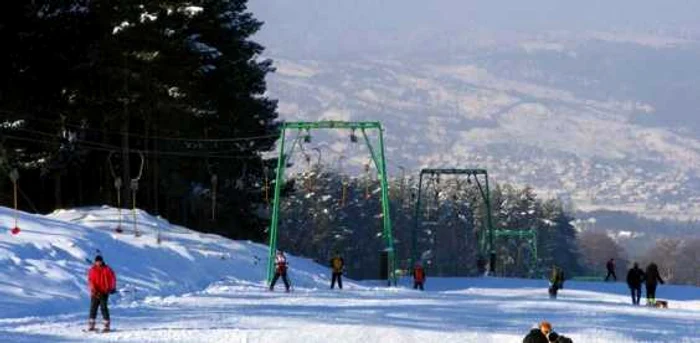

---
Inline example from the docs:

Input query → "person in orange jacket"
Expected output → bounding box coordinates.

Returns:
[412,262,426,291]
[87,255,117,332]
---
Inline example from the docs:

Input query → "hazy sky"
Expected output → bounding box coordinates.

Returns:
[249,0,700,60]
[250,0,700,37]
[249,0,700,134]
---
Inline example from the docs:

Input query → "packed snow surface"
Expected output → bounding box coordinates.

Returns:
[1,206,699,342]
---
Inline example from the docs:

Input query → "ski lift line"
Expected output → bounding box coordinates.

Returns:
[2,135,261,160]
[281,121,382,130]
[120,151,146,237]
[9,127,268,155]
[360,129,382,175]
[1,110,279,143]
[281,130,305,168]
[420,168,488,176]
[107,152,125,233]
[9,169,20,234]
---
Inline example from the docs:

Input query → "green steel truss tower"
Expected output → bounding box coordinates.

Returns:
[412,168,496,273]
[267,121,396,285]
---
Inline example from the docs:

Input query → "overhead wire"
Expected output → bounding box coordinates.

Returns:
[9,126,270,156]
[1,134,262,160]
[0,109,280,143]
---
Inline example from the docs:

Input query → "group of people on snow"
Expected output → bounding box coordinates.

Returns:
[626,261,664,306]
[83,250,665,335]
[604,258,665,305]
[552,259,665,306]
[269,250,429,292]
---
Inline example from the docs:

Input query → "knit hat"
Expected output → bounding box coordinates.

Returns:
[548,331,560,342]
[539,321,552,331]
[94,255,104,263]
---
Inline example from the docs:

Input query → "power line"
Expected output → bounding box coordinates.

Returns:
[1,134,263,160]
[9,127,270,156]
[0,109,280,143]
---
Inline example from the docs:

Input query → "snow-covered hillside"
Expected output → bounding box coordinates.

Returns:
[0,206,341,318]
[1,206,699,342]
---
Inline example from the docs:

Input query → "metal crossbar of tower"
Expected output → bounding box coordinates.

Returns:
[412,168,496,273]
[267,121,396,286]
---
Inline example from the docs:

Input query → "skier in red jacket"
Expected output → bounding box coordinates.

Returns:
[413,263,426,291]
[87,255,117,332]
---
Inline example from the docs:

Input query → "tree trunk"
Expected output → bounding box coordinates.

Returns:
[77,168,84,205]
[54,173,62,209]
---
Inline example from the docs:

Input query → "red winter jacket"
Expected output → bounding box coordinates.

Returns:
[88,265,117,296]
[275,254,288,273]
[413,266,426,283]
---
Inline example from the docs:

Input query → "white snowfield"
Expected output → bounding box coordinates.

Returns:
[1,206,699,343]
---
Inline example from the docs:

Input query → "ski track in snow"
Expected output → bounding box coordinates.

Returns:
[1,206,699,342]
[1,281,699,343]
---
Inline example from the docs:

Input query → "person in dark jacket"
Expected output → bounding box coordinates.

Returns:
[645,262,664,306]
[87,255,117,332]
[547,331,574,343]
[626,262,646,305]
[604,258,616,281]
[329,252,345,290]
[523,321,551,343]
[548,266,565,299]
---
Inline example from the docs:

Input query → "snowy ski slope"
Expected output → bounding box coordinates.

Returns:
[1,206,699,342]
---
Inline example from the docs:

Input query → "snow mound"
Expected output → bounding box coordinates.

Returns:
[0,206,353,318]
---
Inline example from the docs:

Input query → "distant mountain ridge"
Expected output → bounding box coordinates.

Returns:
[249,0,700,220]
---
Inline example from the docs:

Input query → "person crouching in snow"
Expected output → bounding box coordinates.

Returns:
[523,321,551,343]
[412,263,426,291]
[87,255,117,332]
[329,251,345,290]
[269,250,291,292]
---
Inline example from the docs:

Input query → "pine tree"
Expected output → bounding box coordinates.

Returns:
[1,0,279,240]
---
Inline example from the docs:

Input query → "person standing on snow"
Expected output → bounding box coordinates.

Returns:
[626,262,646,305]
[605,258,617,281]
[548,265,565,299]
[523,321,552,343]
[329,251,345,290]
[645,262,664,306]
[269,250,291,292]
[412,262,426,291]
[87,255,117,332]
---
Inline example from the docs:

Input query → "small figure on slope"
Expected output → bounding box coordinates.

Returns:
[412,262,426,291]
[605,258,617,282]
[645,262,665,306]
[626,262,646,305]
[269,250,291,292]
[87,255,117,332]
[329,251,345,290]
[548,265,565,299]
